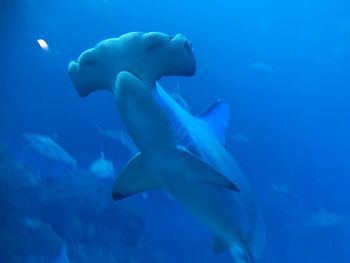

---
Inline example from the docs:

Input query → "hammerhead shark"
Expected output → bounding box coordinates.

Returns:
[68,32,265,262]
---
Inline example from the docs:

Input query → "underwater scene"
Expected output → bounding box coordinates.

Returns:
[1,0,349,262]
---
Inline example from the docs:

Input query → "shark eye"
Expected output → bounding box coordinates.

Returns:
[184,40,193,51]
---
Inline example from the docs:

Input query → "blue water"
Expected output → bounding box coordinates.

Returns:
[1,0,350,262]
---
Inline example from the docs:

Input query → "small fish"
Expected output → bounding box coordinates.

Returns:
[20,217,43,228]
[287,206,349,228]
[269,183,291,195]
[96,124,138,155]
[230,133,251,144]
[23,133,77,170]
[251,62,276,73]
[304,207,349,227]
[88,152,114,178]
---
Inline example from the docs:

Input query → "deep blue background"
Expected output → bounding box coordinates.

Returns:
[1,0,350,262]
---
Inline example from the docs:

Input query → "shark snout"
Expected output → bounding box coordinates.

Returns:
[173,33,188,43]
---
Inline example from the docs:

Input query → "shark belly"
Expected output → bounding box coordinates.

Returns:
[114,73,179,154]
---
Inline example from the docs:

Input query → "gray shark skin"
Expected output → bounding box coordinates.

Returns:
[111,71,265,262]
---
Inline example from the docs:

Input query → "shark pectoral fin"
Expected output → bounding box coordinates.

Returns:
[176,148,240,192]
[213,236,231,255]
[112,153,161,200]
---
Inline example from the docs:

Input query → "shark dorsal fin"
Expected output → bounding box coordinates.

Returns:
[199,100,229,145]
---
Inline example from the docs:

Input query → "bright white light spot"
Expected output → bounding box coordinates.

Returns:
[37,39,49,50]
